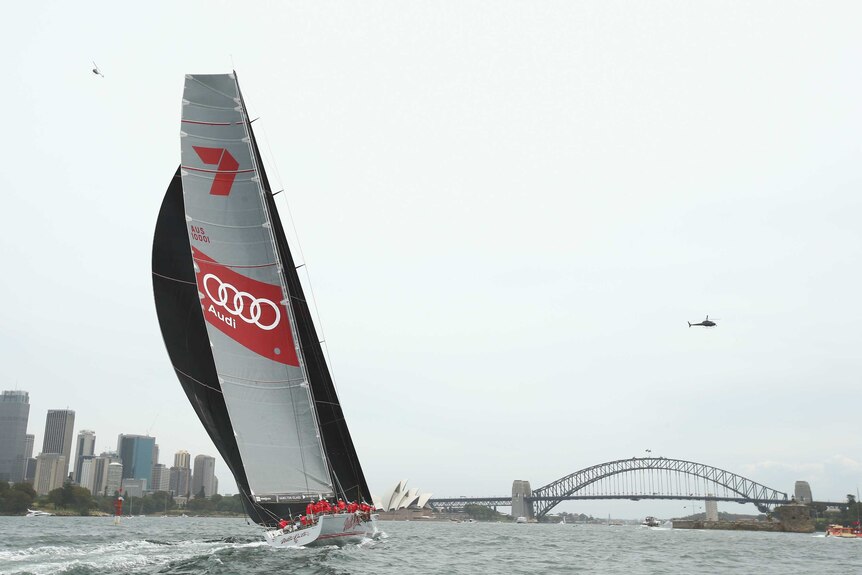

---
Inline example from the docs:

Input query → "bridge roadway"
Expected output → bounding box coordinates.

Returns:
[426,457,848,518]
[429,494,790,509]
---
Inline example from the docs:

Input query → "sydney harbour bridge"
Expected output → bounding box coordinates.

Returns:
[428,457,842,519]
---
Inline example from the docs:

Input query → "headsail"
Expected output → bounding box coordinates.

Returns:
[153,73,371,525]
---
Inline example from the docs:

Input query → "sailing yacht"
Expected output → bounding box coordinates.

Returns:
[152,72,378,547]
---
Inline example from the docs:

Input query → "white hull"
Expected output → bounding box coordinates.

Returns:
[26,509,53,517]
[264,513,378,548]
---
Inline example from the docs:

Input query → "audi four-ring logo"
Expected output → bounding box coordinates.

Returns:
[202,273,281,330]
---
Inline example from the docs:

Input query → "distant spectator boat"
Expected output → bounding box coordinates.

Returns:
[25,509,52,517]
[826,524,862,538]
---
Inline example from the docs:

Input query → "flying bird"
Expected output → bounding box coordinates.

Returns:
[92,61,104,77]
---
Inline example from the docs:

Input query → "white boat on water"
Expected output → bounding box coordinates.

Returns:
[641,516,661,527]
[153,72,379,548]
[516,516,528,524]
[26,509,53,517]
[265,513,377,547]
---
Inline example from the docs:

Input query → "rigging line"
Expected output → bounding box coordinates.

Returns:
[259,121,341,395]
[151,271,196,285]
[234,482,280,526]
[172,367,223,394]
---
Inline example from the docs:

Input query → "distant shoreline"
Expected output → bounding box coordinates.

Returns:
[4,511,246,518]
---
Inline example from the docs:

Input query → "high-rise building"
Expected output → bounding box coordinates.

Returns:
[0,390,30,482]
[116,434,156,490]
[73,430,96,483]
[106,462,123,495]
[169,466,192,498]
[33,453,66,495]
[151,463,170,492]
[23,434,34,459]
[192,454,216,498]
[169,450,192,498]
[88,452,120,496]
[22,433,35,483]
[42,409,75,479]
[173,450,191,469]
[78,457,96,493]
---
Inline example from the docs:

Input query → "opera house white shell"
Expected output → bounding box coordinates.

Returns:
[373,480,433,511]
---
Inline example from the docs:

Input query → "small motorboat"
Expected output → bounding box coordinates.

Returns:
[26,509,53,517]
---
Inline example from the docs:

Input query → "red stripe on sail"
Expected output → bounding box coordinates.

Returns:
[193,247,299,367]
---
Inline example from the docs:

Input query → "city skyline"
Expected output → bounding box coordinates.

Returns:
[4,389,229,497]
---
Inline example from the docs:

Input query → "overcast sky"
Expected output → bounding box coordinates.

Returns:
[2,1,860,518]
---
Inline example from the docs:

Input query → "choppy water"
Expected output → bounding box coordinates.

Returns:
[1,517,859,574]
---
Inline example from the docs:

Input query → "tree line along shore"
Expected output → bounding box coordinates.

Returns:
[0,480,245,517]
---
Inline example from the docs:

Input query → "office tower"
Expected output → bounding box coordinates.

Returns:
[116,434,156,490]
[169,450,192,498]
[169,466,192,498]
[192,454,216,498]
[106,462,123,495]
[33,453,66,495]
[0,390,30,482]
[89,452,120,496]
[42,409,75,478]
[23,433,35,483]
[151,463,170,492]
[173,450,191,469]
[73,430,96,483]
[78,457,95,493]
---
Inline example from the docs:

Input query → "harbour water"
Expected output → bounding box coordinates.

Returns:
[1,517,859,574]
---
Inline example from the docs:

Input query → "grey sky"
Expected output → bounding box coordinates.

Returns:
[2,1,860,517]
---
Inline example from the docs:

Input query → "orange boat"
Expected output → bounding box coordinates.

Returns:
[826,524,862,538]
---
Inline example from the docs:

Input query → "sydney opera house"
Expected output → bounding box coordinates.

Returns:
[373,480,433,514]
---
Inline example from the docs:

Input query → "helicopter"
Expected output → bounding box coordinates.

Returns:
[688,315,716,328]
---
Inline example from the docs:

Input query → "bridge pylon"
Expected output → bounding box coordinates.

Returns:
[512,480,533,519]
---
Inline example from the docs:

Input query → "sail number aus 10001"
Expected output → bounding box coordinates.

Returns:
[190,225,210,243]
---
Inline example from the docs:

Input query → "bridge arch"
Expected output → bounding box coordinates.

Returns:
[531,457,789,518]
